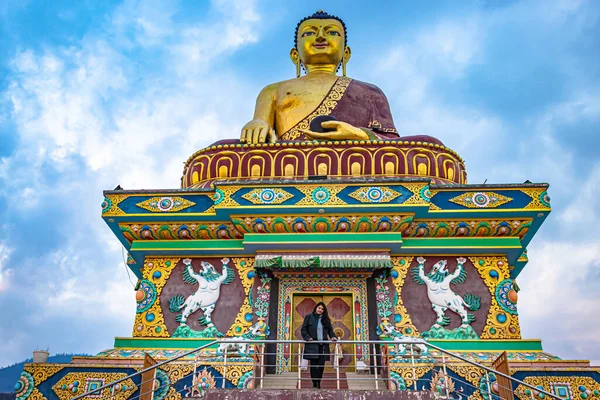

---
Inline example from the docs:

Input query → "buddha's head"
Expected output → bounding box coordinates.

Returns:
[291,10,351,73]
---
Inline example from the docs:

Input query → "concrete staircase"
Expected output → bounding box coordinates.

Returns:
[257,371,384,390]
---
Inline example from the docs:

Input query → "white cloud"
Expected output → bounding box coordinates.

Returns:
[0,243,12,292]
[519,241,600,361]
[370,16,504,172]
[367,2,600,363]
[0,0,262,365]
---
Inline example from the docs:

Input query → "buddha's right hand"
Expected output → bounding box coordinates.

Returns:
[241,119,276,144]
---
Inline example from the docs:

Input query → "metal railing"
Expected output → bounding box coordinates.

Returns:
[70,338,562,399]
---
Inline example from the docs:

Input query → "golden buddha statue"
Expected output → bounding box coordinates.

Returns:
[240,10,401,144]
[180,11,461,189]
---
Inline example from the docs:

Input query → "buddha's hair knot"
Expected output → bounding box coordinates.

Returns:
[294,10,348,49]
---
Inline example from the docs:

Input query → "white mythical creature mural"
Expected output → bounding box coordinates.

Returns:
[169,258,234,334]
[412,257,481,328]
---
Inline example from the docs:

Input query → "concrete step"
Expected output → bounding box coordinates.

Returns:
[346,372,386,391]
[256,371,387,391]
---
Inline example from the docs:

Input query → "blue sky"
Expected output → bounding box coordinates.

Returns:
[0,0,599,368]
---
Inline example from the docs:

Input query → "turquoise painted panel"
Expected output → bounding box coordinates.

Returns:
[431,190,533,210]
[117,195,214,214]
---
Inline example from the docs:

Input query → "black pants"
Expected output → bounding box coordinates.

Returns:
[309,345,327,388]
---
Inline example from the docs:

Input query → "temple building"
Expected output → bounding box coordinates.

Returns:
[15,10,600,400]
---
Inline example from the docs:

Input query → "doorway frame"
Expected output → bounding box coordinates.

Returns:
[275,274,370,373]
[290,292,356,373]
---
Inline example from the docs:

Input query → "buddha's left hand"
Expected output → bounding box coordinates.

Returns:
[301,121,369,141]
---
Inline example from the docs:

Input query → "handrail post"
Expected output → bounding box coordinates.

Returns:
[485,369,492,400]
[298,343,302,389]
[335,343,340,390]
[222,350,227,389]
[382,344,389,391]
[260,344,265,389]
[410,345,417,390]
[251,344,256,390]
[442,352,450,399]
[193,352,198,377]
[373,343,379,390]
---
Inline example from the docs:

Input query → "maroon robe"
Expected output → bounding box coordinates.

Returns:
[279,76,438,143]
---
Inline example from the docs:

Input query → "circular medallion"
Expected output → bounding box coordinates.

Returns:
[389,372,407,391]
[157,197,174,212]
[311,187,331,204]
[238,371,254,389]
[15,371,34,400]
[366,187,384,202]
[101,197,113,213]
[420,186,432,201]
[153,369,170,400]
[259,189,277,204]
[136,279,157,313]
[213,188,225,205]
[472,192,490,208]
[539,191,551,207]
[495,279,518,315]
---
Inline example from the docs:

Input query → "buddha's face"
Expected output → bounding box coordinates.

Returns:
[296,18,346,66]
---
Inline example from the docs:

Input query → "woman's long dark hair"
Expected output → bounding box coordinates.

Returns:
[313,301,332,328]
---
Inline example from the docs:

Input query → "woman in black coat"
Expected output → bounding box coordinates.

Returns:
[301,301,337,388]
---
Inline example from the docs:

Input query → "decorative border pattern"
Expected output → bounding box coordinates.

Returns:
[390,257,420,336]
[241,188,294,205]
[102,194,128,216]
[133,257,180,337]
[226,258,255,337]
[119,222,241,242]
[514,376,600,400]
[17,365,65,400]
[389,364,430,389]
[449,192,513,209]
[469,256,521,339]
[402,219,532,239]
[295,185,346,206]
[276,276,369,373]
[212,364,254,387]
[213,186,243,208]
[52,372,136,400]
[348,186,402,203]
[400,183,431,206]
[136,197,196,213]
[159,362,197,400]
[280,76,352,141]
[232,214,413,234]
[522,188,552,210]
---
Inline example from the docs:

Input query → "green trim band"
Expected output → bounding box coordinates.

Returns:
[428,339,543,351]
[402,237,522,249]
[131,240,244,251]
[243,232,403,244]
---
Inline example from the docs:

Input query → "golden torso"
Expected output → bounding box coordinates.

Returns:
[272,73,338,136]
